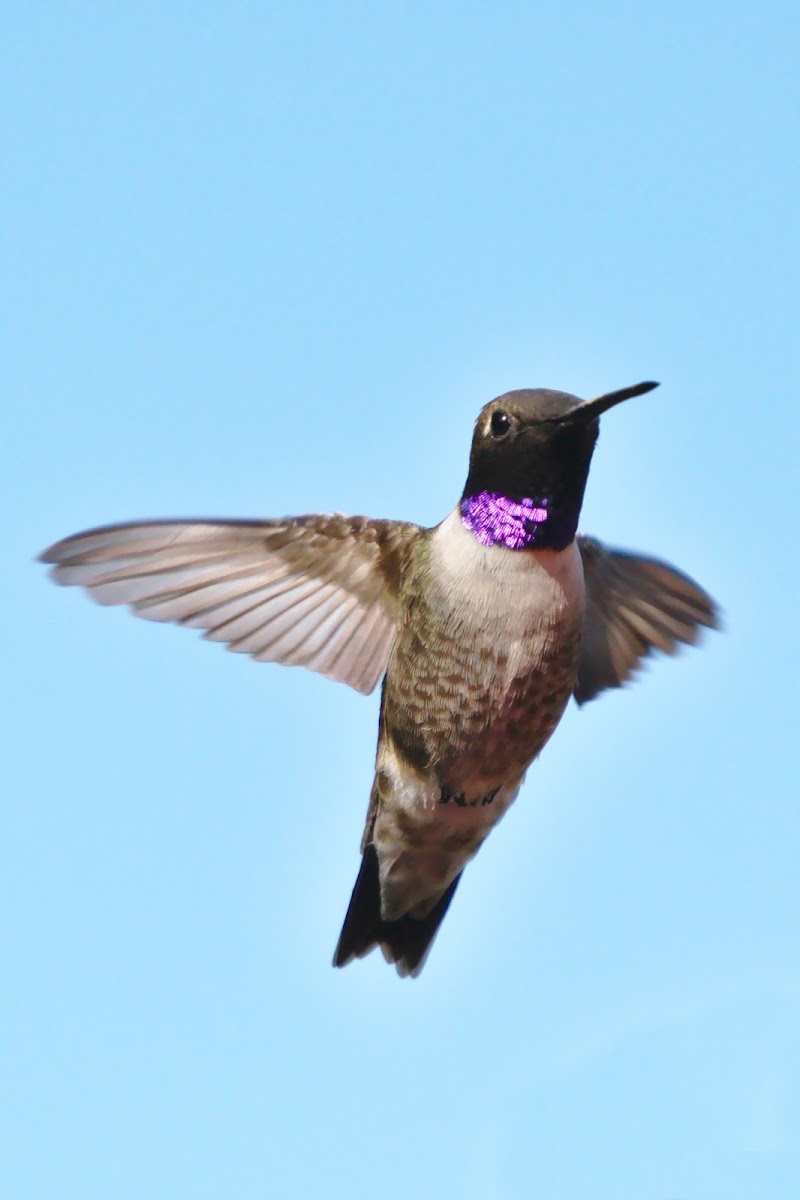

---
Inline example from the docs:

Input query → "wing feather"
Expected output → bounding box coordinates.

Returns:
[40,516,419,694]
[575,535,719,704]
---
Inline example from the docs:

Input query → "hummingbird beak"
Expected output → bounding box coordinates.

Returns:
[573,380,660,422]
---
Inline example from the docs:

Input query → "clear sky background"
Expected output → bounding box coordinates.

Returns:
[4,4,799,1198]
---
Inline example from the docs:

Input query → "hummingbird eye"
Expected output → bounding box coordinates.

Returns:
[490,411,511,439]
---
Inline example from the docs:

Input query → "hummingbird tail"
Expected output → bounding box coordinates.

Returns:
[332,843,461,978]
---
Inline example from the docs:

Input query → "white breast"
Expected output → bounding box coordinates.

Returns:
[428,508,585,677]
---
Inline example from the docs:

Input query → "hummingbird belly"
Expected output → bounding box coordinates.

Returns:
[370,511,585,920]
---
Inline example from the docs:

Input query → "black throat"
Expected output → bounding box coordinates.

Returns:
[461,421,597,551]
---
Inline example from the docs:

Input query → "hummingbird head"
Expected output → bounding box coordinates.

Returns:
[461,381,659,551]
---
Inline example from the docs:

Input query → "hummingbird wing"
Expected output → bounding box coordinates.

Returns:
[40,516,419,695]
[574,535,719,704]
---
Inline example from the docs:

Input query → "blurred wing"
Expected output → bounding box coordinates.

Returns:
[40,515,419,695]
[575,534,719,704]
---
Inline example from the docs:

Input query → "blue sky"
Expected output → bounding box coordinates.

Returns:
[4,4,799,1198]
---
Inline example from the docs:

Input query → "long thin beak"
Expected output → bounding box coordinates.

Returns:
[575,379,659,421]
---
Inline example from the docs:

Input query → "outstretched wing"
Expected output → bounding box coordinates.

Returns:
[575,534,719,704]
[40,515,419,695]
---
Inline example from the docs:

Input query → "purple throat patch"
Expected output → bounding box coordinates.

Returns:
[460,492,549,549]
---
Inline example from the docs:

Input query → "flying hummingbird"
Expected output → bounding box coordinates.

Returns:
[40,381,718,977]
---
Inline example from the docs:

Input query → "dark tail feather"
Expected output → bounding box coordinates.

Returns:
[333,843,461,978]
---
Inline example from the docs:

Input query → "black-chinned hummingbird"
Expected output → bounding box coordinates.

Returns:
[40,381,718,976]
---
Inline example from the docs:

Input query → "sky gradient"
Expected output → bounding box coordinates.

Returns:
[4,4,799,1198]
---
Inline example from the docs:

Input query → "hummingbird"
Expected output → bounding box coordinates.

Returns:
[40,381,718,977]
